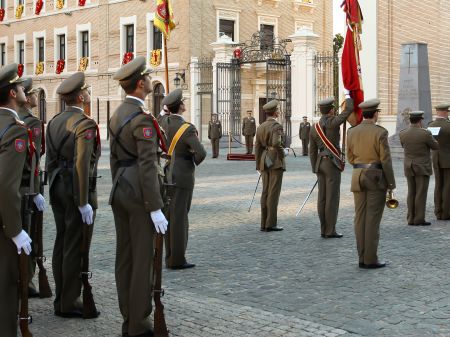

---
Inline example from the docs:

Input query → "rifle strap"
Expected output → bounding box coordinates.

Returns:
[314,123,344,170]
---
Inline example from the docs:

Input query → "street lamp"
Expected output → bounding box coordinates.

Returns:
[173,70,185,88]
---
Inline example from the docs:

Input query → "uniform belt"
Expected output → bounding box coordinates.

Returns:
[58,160,73,169]
[353,163,382,169]
[117,159,137,167]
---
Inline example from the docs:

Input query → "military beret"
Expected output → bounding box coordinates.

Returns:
[162,88,185,108]
[318,97,335,114]
[22,77,40,95]
[434,103,450,111]
[113,56,151,81]
[263,99,279,112]
[409,111,424,118]
[358,98,381,112]
[0,63,26,90]
[56,72,90,95]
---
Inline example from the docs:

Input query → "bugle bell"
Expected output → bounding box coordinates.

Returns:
[386,190,399,209]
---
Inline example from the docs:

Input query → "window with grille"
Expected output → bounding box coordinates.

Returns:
[0,44,5,66]
[81,31,89,57]
[37,37,44,62]
[260,24,274,51]
[219,19,235,41]
[58,34,65,60]
[152,21,162,50]
[18,40,24,64]
[125,24,134,53]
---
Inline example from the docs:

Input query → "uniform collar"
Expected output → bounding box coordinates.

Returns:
[66,106,84,113]
[171,113,185,121]
[126,95,146,107]
[0,107,20,120]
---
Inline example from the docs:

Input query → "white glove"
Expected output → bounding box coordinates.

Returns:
[78,204,94,225]
[343,88,351,98]
[150,209,168,234]
[12,230,32,255]
[33,193,46,211]
[284,148,290,156]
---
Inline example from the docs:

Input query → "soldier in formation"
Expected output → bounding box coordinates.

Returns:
[18,77,47,297]
[428,104,450,221]
[255,100,287,232]
[400,111,438,226]
[347,98,396,269]
[309,96,353,238]
[299,116,311,156]
[0,64,33,337]
[163,88,206,269]
[208,113,222,158]
[242,110,256,154]
[46,72,101,318]
[109,56,168,337]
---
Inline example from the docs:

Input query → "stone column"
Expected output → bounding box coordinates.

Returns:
[190,56,201,137]
[289,28,319,148]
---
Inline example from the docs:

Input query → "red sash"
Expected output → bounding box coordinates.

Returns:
[314,123,345,171]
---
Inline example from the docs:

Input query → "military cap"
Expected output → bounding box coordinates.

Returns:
[113,56,151,81]
[56,72,90,95]
[318,97,335,114]
[358,98,381,112]
[0,63,26,89]
[22,77,40,95]
[162,88,185,108]
[434,103,450,111]
[263,99,279,113]
[409,111,424,119]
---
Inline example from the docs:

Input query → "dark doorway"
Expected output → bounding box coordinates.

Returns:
[153,83,164,117]
[39,89,46,122]
[259,97,268,124]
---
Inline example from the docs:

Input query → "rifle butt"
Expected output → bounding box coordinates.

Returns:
[154,305,169,337]
[82,282,99,319]
[37,266,52,298]
[19,322,33,337]
[19,253,33,337]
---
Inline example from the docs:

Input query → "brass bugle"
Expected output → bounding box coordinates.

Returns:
[386,190,399,209]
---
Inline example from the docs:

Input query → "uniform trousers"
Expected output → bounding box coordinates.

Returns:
[353,179,386,265]
[112,179,155,336]
[166,187,193,267]
[433,167,450,220]
[0,230,19,337]
[260,168,283,230]
[317,158,341,236]
[211,138,220,158]
[406,175,430,224]
[301,138,309,155]
[245,135,254,154]
[50,173,95,313]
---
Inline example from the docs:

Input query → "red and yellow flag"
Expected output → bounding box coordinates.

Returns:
[154,0,176,39]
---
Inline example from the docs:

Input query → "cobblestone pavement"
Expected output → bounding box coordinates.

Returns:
[28,140,450,337]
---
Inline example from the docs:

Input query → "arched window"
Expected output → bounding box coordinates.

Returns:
[153,83,165,117]
[39,90,46,122]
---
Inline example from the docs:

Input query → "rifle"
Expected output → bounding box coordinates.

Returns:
[80,223,98,319]
[153,182,171,337]
[296,180,318,217]
[248,173,261,212]
[19,194,35,337]
[35,171,52,298]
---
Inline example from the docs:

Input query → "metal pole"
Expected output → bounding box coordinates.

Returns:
[106,100,110,140]
[97,97,100,124]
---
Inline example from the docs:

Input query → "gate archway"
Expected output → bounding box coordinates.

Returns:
[216,31,292,146]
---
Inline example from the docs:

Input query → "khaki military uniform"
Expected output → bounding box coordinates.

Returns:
[208,119,222,158]
[428,118,450,220]
[18,106,43,293]
[109,96,164,335]
[255,117,286,230]
[347,120,396,265]
[400,125,439,224]
[299,121,311,155]
[242,116,256,154]
[165,114,206,268]
[46,106,100,314]
[0,108,30,337]
[309,102,351,236]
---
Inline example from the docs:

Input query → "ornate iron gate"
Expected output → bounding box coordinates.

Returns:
[197,57,213,140]
[314,51,339,116]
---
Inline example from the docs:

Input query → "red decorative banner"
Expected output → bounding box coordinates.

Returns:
[35,0,44,15]
[78,0,86,6]
[233,47,241,60]
[0,8,5,22]
[56,59,65,74]
[122,52,134,65]
[17,64,24,77]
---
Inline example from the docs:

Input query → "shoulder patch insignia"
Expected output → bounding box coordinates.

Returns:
[85,129,94,140]
[143,127,153,139]
[33,127,41,138]
[15,139,26,152]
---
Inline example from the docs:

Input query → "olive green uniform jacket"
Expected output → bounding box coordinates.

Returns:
[109,97,164,336]
[208,120,222,158]
[428,118,450,220]
[0,108,29,337]
[255,118,285,230]
[347,120,396,265]
[309,102,352,236]
[299,121,311,155]
[242,116,256,154]
[165,114,206,268]
[46,106,100,314]
[400,125,439,224]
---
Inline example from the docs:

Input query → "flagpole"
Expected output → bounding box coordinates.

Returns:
[163,1,170,94]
